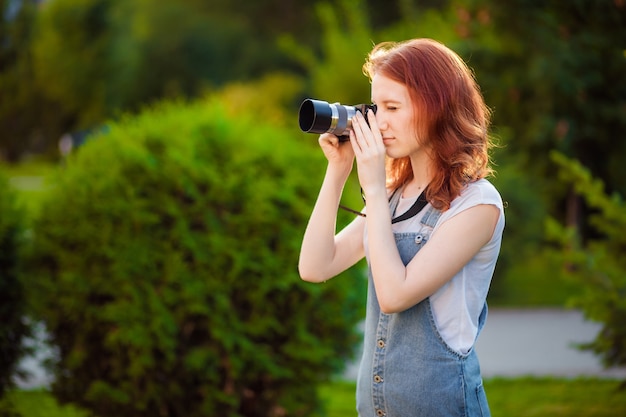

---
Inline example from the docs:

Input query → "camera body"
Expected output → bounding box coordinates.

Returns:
[298,99,377,141]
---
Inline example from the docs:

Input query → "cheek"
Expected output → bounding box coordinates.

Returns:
[404,115,420,141]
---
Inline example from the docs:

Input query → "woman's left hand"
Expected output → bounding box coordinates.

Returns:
[350,110,387,198]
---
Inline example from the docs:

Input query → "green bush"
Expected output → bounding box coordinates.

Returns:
[26,98,365,417]
[0,173,31,400]
[548,152,626,388]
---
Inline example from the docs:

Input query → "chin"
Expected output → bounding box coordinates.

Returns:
[385,147,404,159]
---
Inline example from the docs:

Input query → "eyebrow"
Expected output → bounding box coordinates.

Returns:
[372,99,402,105]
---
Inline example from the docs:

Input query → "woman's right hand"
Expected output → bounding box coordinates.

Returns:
[318,133,355,174]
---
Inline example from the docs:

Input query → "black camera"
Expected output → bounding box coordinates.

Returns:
[298,99,377,142]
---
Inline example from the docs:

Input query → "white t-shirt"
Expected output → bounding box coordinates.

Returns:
[385,178,504,354]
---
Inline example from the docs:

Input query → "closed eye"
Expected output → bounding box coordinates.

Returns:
[371,100,400,111]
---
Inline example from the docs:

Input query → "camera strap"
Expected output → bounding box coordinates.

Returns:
[390,187,429,224]
[338,186,429,222]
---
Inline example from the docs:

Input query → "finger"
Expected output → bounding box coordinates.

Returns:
[351,113,370,145]
[361,110,385,154]
[319,133,339,147]
[349,128,361,154]
[350,115,361,152]
[366,109,379,134]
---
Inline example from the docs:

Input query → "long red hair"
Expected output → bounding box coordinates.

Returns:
[363,38,494,211]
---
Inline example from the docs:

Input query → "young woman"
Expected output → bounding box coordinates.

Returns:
[299,38,505,417]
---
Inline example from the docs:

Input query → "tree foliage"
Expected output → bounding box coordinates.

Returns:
[461,0,626,220]
[0,173,31,398]
[0,0,66,161]
[438,0,626,303]
[25,98,365,417]
[279,0,375,105]
[548,152,626,387]
[31,0,287,126]
[2,0,313,160]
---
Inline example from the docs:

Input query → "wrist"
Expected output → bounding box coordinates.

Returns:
[362,185,388,201]
[326,162,353,182]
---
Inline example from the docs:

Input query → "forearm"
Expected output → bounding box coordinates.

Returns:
[298,165,351,282]
[364,189,411,311]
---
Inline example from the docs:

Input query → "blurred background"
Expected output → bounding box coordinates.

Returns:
[1,0,625,416]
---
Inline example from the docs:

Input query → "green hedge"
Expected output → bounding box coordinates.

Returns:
[26,98,365,417]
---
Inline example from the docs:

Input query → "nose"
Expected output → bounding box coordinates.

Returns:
[374,111,388,131]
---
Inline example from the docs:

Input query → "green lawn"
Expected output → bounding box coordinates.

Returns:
[2,390,88,417]
[5,377,625,417]
[319,378,626,417]
[483,377,626,417]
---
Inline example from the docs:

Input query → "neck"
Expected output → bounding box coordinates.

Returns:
[404,151,433,197]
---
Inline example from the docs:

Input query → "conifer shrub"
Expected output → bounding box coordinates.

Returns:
[0,174,30,399]
[26,98,365,417]
[549,152,626,389]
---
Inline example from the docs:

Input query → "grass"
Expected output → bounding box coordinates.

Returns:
[2,390,88,417]
[5,378,624,417]
[318,378,626,417]
[484,377,626,417]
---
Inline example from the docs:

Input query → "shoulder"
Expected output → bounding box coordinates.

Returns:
[433,179,505,242]
[436,179,503,225]
[452,179,502,209]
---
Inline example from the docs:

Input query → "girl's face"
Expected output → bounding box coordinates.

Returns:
[371,73,423,159]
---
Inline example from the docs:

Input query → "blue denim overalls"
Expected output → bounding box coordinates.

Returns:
[356,190,491,417]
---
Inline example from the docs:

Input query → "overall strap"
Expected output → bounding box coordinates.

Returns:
[420,205,442,227]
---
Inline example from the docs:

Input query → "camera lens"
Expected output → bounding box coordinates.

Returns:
[298,99,334,134]
[298,99,376,140]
